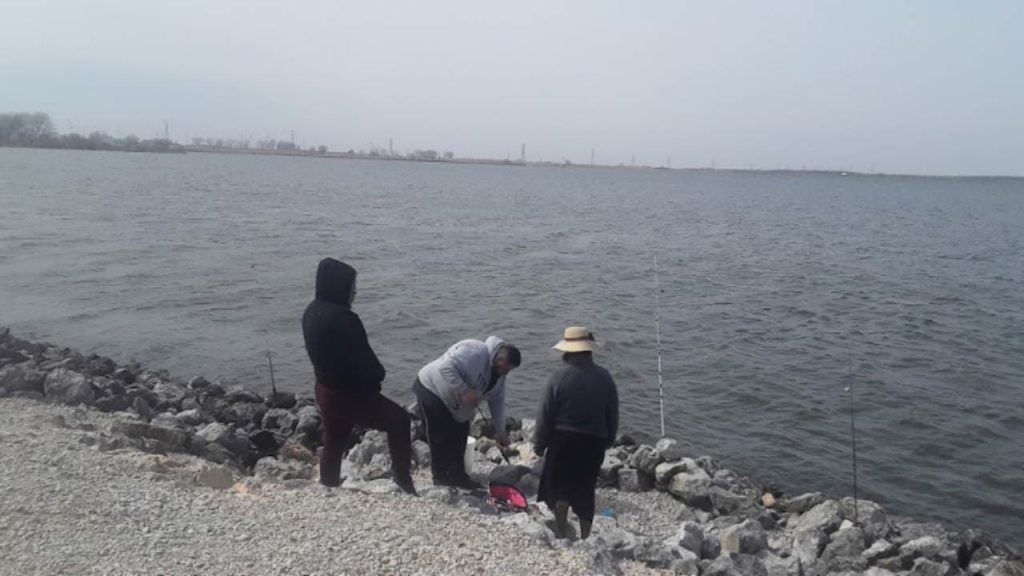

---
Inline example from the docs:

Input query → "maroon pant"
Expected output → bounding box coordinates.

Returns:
[315,382,412,487]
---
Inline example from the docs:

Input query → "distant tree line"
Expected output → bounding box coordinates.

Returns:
[0,112,181,153]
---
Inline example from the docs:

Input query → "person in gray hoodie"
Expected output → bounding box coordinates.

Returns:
[413,336,521,489]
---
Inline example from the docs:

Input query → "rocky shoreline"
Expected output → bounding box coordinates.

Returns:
[1,327,1020,576]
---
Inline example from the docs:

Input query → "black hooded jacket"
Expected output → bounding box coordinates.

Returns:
[302,258,385,396]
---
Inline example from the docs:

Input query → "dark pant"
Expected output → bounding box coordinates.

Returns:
[538,429,607,522]
[413,379,470,483]
[315,381,411,487]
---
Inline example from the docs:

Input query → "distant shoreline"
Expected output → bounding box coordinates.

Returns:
[3,143,1022,180]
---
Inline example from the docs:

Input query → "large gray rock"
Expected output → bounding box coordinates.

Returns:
[93,393,131,413]
[981,559,1024,576]
[701,555,745,576]
[175,408,209,427]
[719,519,767,555]
[225,386,263,404]
[618,468,654,492]
[793,528,828,568]
[863,539,899,563]
[909,557,957,576]
[520,418,537,444]
[628,444,663,475]
[667,469,712,510]
[632,537,678,569]
[671,549,700,576]
[347,430,388,466]
[793,500,843,535]
[294,405,322,439]
[0,365,46,394]
[902,536,947,559]
[267,391,296,409]
[151,381,188,411]
[655,437,686,460]
[762,553,801,576]
[782,491,826,514]
[44,368,95,405]
[223,402,266,429]
[670,521,704,555]
[411,439,431,467]
[599,453,625,488]
[823,524,868,572]
[839,497,893,542]
[701,533,721,560]
[708,486,757,516]
[195,422,233,444]
[655,460,690,489]
[261,408,298,434]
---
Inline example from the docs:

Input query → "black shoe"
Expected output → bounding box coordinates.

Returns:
[394,476,418,496]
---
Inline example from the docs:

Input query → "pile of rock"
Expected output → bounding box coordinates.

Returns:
[2,327,1021,576]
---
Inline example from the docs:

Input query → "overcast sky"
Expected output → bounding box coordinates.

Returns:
[2,0,1022,175]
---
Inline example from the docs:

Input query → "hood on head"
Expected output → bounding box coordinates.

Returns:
[315,257,356,305]
[485,335,505,362]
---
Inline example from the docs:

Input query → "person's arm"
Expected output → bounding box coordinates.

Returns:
[533,371,560,455]
[606,376,619,448]
[487,381,507,444]
[349,314,385,395]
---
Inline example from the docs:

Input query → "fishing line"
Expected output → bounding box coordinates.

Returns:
[845,358,859,525]
[654,256,666,438]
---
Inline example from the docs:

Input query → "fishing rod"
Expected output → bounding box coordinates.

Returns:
[266,350,278,407]
[654,256,666,438]
[845,358,859,525]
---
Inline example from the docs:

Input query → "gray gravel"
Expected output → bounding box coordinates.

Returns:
[0,398,652,576]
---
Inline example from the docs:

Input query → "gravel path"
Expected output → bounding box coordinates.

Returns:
[0,398,662,576]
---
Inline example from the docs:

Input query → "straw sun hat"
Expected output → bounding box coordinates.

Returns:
[552,326,598,353]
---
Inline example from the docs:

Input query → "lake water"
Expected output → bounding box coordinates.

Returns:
[2,148,1022,547]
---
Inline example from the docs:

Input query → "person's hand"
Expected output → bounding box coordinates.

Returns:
[460,388,482,405]
[495,431,510,448]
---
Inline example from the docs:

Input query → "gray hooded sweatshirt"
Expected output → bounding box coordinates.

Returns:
[417,335,508,433]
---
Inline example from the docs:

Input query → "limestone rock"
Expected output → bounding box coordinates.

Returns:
[0,365,46,394]
[628,444,663,475]
[254,456,312,483]
[411,439,431,468]
[655,437,686,461]
[261,408,298,434]
[225,386,263,404]
[667,468,712,510]
[782,491,826,514]
[44,368,95,405]
[599,454,624,488]
[618,468,654,492]
[719,518,767,555]
[671,520,704,555]
[793,500,843,535]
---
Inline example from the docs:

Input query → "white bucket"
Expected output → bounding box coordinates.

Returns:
[464,436,476,473]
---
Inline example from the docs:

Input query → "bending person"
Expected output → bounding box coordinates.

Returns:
[534,326,619,539]
[414,336,521,489]
[302,257,416,495]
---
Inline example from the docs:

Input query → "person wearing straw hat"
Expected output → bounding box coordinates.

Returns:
[533,326,619,540]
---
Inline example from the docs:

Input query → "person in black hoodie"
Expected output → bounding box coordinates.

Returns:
[533,326,619,540]
[302,257,416,494]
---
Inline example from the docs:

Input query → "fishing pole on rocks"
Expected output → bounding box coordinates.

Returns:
[654,256,666,438]
[844,358,859,525]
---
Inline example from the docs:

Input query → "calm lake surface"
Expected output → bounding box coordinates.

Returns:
[2,148,1022,546]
